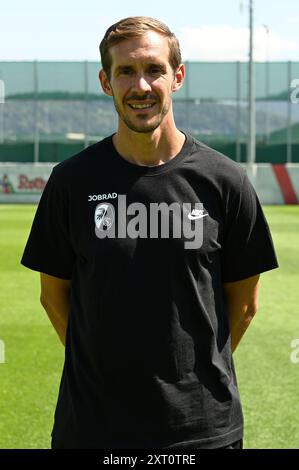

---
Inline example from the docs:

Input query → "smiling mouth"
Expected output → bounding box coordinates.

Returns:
[128,103,156,110]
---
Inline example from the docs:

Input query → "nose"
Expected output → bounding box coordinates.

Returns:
[132,74,152,94]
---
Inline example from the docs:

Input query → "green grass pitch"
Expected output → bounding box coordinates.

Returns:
[0,204,298,449]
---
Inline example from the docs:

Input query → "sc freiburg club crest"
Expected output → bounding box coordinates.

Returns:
[94,203,115,231]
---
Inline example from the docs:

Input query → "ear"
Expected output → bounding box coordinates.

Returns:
[172,64,185,93]
[99,69,113,96]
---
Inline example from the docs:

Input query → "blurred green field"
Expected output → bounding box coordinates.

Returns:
[0,204,298,449]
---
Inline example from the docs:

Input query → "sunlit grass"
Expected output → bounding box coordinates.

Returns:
[0,204,298,448]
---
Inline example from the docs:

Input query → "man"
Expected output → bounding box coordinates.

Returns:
[21,17,278,449]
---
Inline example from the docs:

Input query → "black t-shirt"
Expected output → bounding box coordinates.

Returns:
[21,133,278,449]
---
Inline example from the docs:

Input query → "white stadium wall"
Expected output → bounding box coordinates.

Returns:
[288,165,299,202]
[0,163,55,203]
[244,164,285,205]
[0,163,298,205]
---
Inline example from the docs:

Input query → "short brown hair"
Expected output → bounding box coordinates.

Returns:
[99,16,182,79]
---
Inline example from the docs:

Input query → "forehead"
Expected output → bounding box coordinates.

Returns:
[109,31,170,67]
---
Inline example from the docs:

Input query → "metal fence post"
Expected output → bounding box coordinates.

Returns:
[0,70,4,144]
[247,0,256,165]
[287,61,292,163]
[185,60,190,133]
[236,61,241,162]
[264,57,270,143]
[84,60,89,148]
[33,60,39,163]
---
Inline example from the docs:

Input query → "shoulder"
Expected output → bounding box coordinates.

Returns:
[192,138,244,177]
[187,136,247,199]
[51,136,112,184]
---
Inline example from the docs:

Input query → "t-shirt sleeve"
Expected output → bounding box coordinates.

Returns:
[221,168,279,283]
[21,168,75,280]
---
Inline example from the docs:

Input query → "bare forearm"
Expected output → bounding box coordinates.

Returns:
[41,296,69,346]
[229,307,256,353]
[40,273,71,346]
[223,275,260,353]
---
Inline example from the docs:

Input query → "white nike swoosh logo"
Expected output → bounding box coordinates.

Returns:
[188,213,208,220]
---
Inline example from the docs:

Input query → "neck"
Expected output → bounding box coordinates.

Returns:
[112,119,185,167]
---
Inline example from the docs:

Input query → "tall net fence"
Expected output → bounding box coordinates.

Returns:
[0,61,298,162]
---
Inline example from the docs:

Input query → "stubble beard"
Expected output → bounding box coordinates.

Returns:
[113,95,171,134]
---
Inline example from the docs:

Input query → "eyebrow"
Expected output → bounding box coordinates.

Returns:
[115,65,133,72]
[114,63,166,73]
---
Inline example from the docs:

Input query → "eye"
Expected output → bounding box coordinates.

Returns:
[148,64,165,76]
[120,67,134,75]
[148,66,163,75]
